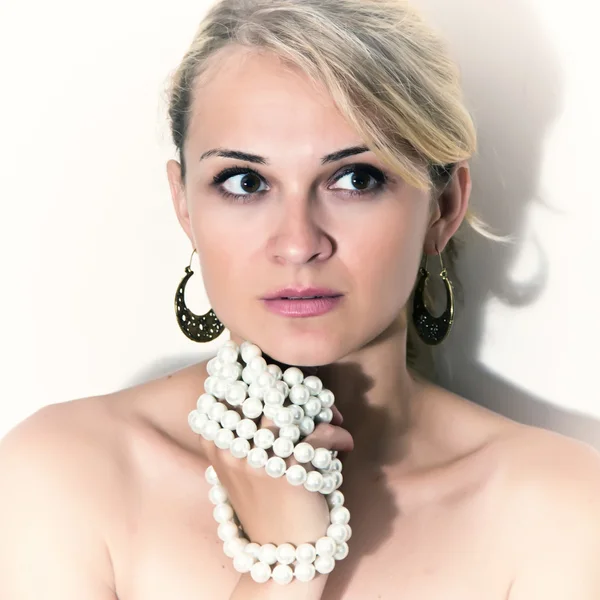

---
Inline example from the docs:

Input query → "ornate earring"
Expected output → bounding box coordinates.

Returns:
[412,246,455,345]
[174,249,225,343]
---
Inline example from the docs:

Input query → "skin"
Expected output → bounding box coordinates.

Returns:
[2,45,600,600]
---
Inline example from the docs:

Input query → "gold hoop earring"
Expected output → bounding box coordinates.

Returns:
[411,247,455,345]
[174,249,225,343]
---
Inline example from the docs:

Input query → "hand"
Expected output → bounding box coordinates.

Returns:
[203,405,353,546]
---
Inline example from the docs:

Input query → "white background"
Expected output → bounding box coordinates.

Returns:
[0,0,598,444]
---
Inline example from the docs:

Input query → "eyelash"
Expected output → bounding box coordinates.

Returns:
[210,163,390,204]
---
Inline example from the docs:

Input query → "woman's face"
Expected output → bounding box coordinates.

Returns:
[167,46,435,366]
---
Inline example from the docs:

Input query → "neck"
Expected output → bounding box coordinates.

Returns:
[317,320,428,467]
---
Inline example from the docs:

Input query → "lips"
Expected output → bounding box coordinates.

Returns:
[261,287,344,300]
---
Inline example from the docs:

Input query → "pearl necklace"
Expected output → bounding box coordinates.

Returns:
[188,340,351,585]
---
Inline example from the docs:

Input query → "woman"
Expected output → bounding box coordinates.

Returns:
[1,0,599,598]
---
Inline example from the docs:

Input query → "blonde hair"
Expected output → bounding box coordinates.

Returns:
[165,0,498,377]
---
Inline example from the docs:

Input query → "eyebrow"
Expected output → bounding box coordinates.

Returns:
[199,145,370,166]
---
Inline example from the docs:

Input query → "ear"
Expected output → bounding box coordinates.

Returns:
[166,159,195,246]
[423,161,472,255]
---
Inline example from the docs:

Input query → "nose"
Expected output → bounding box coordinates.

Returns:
[268,199,334,266]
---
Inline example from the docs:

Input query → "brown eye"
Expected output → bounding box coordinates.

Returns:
[330,164,388,196]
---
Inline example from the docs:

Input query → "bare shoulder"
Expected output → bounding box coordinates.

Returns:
[0,395,127,598]
[491,425,600,598]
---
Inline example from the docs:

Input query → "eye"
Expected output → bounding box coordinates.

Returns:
[212,166,269,202]
[329,164,388,197]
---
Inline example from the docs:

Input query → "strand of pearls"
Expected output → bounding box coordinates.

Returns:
[188,340,352,585]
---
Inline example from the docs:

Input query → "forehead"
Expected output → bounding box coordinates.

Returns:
[188,46,363,154]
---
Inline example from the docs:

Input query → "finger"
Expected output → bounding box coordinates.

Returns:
[303,423,354,453]
[330,405,344,426]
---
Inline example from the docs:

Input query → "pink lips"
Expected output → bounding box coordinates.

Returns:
[261,287,344,317]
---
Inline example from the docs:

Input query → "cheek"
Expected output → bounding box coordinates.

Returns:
[347,207,426,312]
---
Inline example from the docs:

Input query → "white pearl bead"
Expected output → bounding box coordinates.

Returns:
[279,424,300,443]
[334,542,349,560]
[245,542,261,559]
[217,346,239,364]
[319,473,337,495]
[247,382,264,399]
[314,555,335,574]
[241,343,262,364]
[201,419,221,441]
[225,537,248,556]
[205,465,219,486]
[233,551,255,573]
[273,407,293,428]
[213,378,230,400]
[222,339,239,351]
[206,357,223,376]
[315,407,333,424]
[275,543,296,565]
[236,419,258,439]
[332,471,344,490]
[209,485,228,505]
[303,375,323,395]
[258,543,278,565]
[249,356,267,372]
[299,416,315,436]
[330,458,342,472]
[267,364,282,380]
[273,437,294,458]
[250,561,272,583]
[293,442,316,463]
[303,397,322,417]
[217,521,239,541]
[294,562,316,582]
[225,381,246,406]
[272,563,293,585]
[263,404,278,420]
[327,523,349,544]
[221,362,242,382]
[295,543,317,563]
[315,536,336,556]
[203,376,218,396]
[265,456,287,478]
[256,371,275,388]
[214,428,235,450]
[330,506,350,525]
[318,389,335,408]
[263,388,285,407]
[304,470,324,492]
[285,464,307,486]
[283,366,304,386]
[275,380,289,398]
[289,383,310,405]
[345,524,352,540]
[247,447,268,469]
[242,366,257,384]
[188,410,208,434]
[223,540,236,558]
[253,428,275,450]
[221,409,242,430]
[213,503,234,523]
[327,490,345,508]
[196,393,217,414]
[229,437,251,458]
[312,448,333,470]
[208,401,228,422]
[242,397,263,419]
[289,405,304,423]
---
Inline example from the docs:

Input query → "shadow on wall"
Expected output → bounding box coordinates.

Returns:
[415,0,600,450]
[131,0,600,450]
